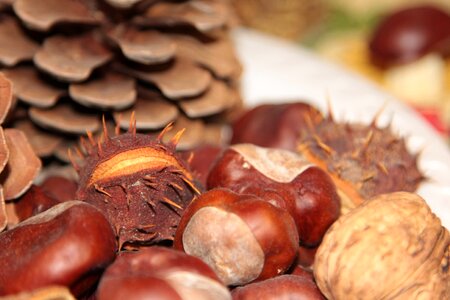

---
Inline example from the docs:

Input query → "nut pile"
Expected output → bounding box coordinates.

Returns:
[0,98,447,299]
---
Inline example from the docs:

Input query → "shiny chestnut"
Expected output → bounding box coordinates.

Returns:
[0,201,117,297]
[369,5,450,68]
[97,246,231,300]
[12,185,59,223]
[231,274,325,300]
[174,188,299,286]
[231,102,323,151]
[207,144,340,248]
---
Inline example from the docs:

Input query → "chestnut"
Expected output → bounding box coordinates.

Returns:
[174,188,299,286]
[12,185,59,223]
[296,245,318,268]
[231,102,322,151]
[97,246,231,300]
[40,175,78,202]
[207,144,340,248]
[0,201,117,297]
[369,5,450,68]
[231,274,325,300]
[289,264,315,279]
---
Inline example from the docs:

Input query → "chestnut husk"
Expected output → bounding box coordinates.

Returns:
[76,125,201,249]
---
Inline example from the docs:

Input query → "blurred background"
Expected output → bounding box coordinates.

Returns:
[231,0,450,140]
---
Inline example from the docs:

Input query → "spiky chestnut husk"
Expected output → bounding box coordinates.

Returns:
[298,113,424,211]
[75,121,201,249]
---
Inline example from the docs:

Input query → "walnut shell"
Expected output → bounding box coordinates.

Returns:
[314,192,449,300]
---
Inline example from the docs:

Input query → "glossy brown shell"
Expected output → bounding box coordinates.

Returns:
[369,5,450,68]
[0,201,117,297]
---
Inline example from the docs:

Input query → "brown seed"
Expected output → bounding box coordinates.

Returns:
[0,201,117,297]
[208,144,341,247]
[0,16,39,66]
[12,185,60,222]
[295,245,318,269]
[97,247,231,300]
[369,5,450,68]
[1,128,41,200]
[40,175,77,203]
[231,274,325,300]
[231,102,323,151]
[174,188,299,286]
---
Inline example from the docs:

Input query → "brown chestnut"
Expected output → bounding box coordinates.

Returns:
[207,144,340,248]
[296,245,318,268]
[231,102,323,151]
[12,185,60,223]
[174,188,299,286]
[40,175,78,203]
[0,201,117,297]
[231,274,325,300]
[97,246,231,300]
[289,264,315,279]
[369,5,450,68]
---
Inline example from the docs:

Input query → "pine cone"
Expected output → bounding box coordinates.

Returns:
[0,0,242,167]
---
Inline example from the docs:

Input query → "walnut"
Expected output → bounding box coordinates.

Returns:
[314,192,449,300]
